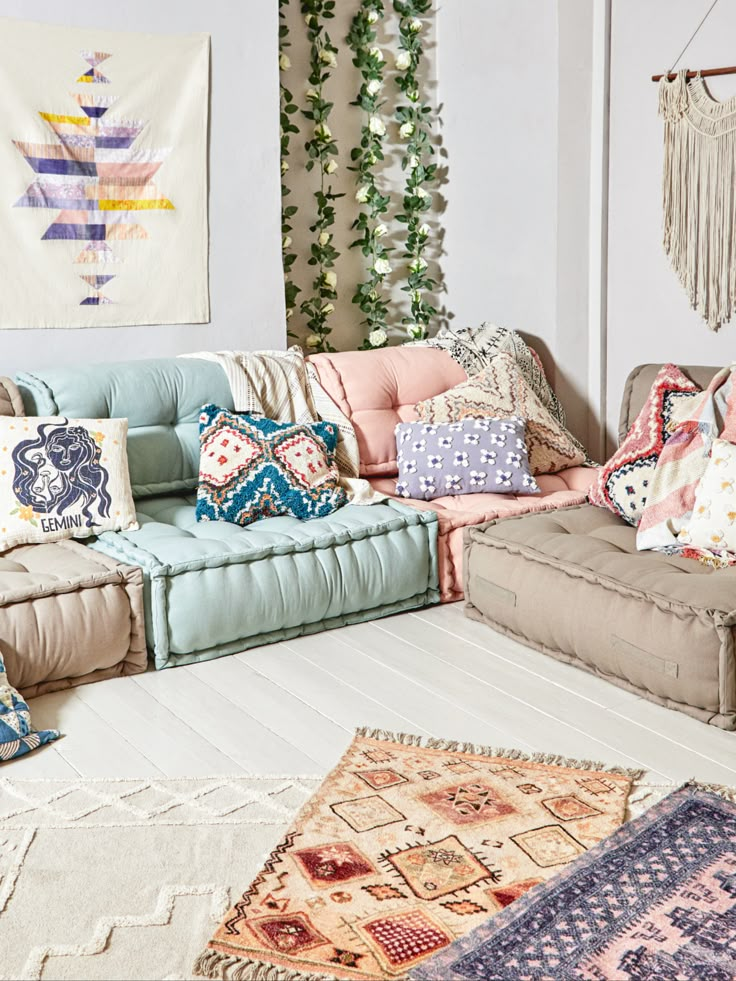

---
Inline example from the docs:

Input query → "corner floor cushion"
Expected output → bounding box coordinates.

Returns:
[371,467,596,602]
[464,504,736,730]
[92,497,439,669]
[0,541,146,698]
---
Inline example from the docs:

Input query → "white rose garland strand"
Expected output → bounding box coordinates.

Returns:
[346,0,392,351]
[279,0,301,335]
[300,0,341,353]
[394,0,437,340]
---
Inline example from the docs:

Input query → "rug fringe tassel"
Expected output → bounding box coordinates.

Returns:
[687,780,736,803]
[193,948,340,981]
[354,727,644,779]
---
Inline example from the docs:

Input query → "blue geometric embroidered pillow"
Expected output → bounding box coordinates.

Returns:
[0,651,60,763]
[196,406,348,527]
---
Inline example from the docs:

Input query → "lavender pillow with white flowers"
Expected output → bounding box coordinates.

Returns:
[394,417,540,501]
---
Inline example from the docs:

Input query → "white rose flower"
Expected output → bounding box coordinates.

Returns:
[319,49,337,68]
[323,270,337,290]
[321,302,335,315]
[408,323,424,339]
[369,115,386,137]
[355,185,370,204]
[314,122,332,141]
[408,17,423,32]
[366,9,379,23]
[323,159,338,174]
[373,257,391,276]
[280,160,289,175]
[369,328,388,347]
[306,88,319,102]
[366,78,382,96]
[305,13,317,27]
[411,289,422,303]
[407,154,420,170]
[415,186,430,200]
[418,222,431,236]
[399,121,415,139]
[282,235,292,251]
[407,89,420,103]
[368,46,384,62]
[305,333,321,349]
[395,51,412,71]
[410,257,428,274]
[374,223,388,238]
[286,307,293,320]
[319,231,331,246]
[279,53,291,71]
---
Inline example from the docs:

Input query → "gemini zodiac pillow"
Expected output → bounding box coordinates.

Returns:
[0,417,138,552]
[196,406,348,527]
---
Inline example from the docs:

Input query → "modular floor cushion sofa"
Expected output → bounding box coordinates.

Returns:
[309,347,596,602]
[464,364,736,730]
[17,358,440,670]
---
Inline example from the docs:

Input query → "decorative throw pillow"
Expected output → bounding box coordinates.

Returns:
[1,652,59,762]
[394,418,539,500]
[677,438,736,555]
[196,405,348,526]
[588,364,700,525]
[0,416,138,552]
[415,352,585,475]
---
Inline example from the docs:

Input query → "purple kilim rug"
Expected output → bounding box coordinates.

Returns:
[411,783,736,980]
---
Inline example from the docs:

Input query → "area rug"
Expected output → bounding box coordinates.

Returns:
[195,728,641,981]
[411,782,736,981]
[0,774,321,981]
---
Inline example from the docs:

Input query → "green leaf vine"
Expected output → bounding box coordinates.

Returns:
[346,0,392,351]
[279,0,301,334]
[394,0,437,340]
[300,0,342,353]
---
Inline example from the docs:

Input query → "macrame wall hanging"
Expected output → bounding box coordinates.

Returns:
[653,0,736,331]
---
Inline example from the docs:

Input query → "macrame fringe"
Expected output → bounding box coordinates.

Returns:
[659,70,736,330]
[354,727,644,779]
[193,948,341,981]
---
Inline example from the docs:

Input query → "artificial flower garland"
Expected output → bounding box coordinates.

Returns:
[279,0,301,333]
[394,0,437,340]
[346,0,392,351]
[300,0,341,353]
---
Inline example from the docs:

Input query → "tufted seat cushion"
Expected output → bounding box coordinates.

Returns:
[370,467,596,602]
[92,498,439,669]
[309,347,466,476]
[0,541,146,697]
[17,359,234,498]
[464,503,736,729]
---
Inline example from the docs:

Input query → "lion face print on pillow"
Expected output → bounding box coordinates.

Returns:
[0,416,138,551]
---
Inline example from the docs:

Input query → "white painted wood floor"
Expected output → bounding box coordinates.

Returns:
[12,602,736,786]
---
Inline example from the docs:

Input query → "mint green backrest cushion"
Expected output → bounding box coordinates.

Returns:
[17,358,234,498]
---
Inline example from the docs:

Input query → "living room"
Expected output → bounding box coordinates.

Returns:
[0,1,735,978]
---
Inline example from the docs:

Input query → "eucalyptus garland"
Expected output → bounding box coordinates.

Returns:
[300,0,341,353]
[394,0,437,340]
[279,0,300,333]
[346,1,392,351]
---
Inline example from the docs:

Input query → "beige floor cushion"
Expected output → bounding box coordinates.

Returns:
[0,541,146,697]
[464,504,736,729]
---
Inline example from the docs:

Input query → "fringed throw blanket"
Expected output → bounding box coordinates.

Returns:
[181,348,382,505]
[659,72,736,330]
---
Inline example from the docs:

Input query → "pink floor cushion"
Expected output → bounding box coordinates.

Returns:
[371,466,598,602]
[309,347,466,477]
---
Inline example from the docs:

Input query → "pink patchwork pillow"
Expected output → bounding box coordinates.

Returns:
[588,364,700,525]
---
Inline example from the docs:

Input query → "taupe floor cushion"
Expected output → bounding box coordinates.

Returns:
[464,505,736,730]
[0,541,146,698]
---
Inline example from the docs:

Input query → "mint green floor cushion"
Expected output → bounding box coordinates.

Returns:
[91,497,439,669]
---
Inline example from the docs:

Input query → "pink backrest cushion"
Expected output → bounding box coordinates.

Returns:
[309,347,467,476]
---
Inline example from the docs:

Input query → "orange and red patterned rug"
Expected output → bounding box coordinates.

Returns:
[195,729,640,981]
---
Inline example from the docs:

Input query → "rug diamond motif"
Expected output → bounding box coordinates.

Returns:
[420,780,517,826]
[387,834,492,900]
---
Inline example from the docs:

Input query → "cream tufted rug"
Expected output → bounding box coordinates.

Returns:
[0,775,322,981]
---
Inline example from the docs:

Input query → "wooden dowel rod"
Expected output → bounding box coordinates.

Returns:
[652,65,736,82]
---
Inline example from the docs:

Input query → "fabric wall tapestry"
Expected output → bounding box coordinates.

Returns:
[659,71,736,331]
[0,18,209,328]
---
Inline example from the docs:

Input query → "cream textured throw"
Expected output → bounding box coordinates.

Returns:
[659,71,736,331]
[181,348,382,504]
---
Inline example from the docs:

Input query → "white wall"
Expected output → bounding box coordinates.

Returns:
[607,0,736,442]
[0,1,285,377]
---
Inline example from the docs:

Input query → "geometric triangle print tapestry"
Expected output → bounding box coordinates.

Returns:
[194,729,639,981]
[0,18,209,328]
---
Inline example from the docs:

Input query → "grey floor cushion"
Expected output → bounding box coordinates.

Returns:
[464,504,736,729]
